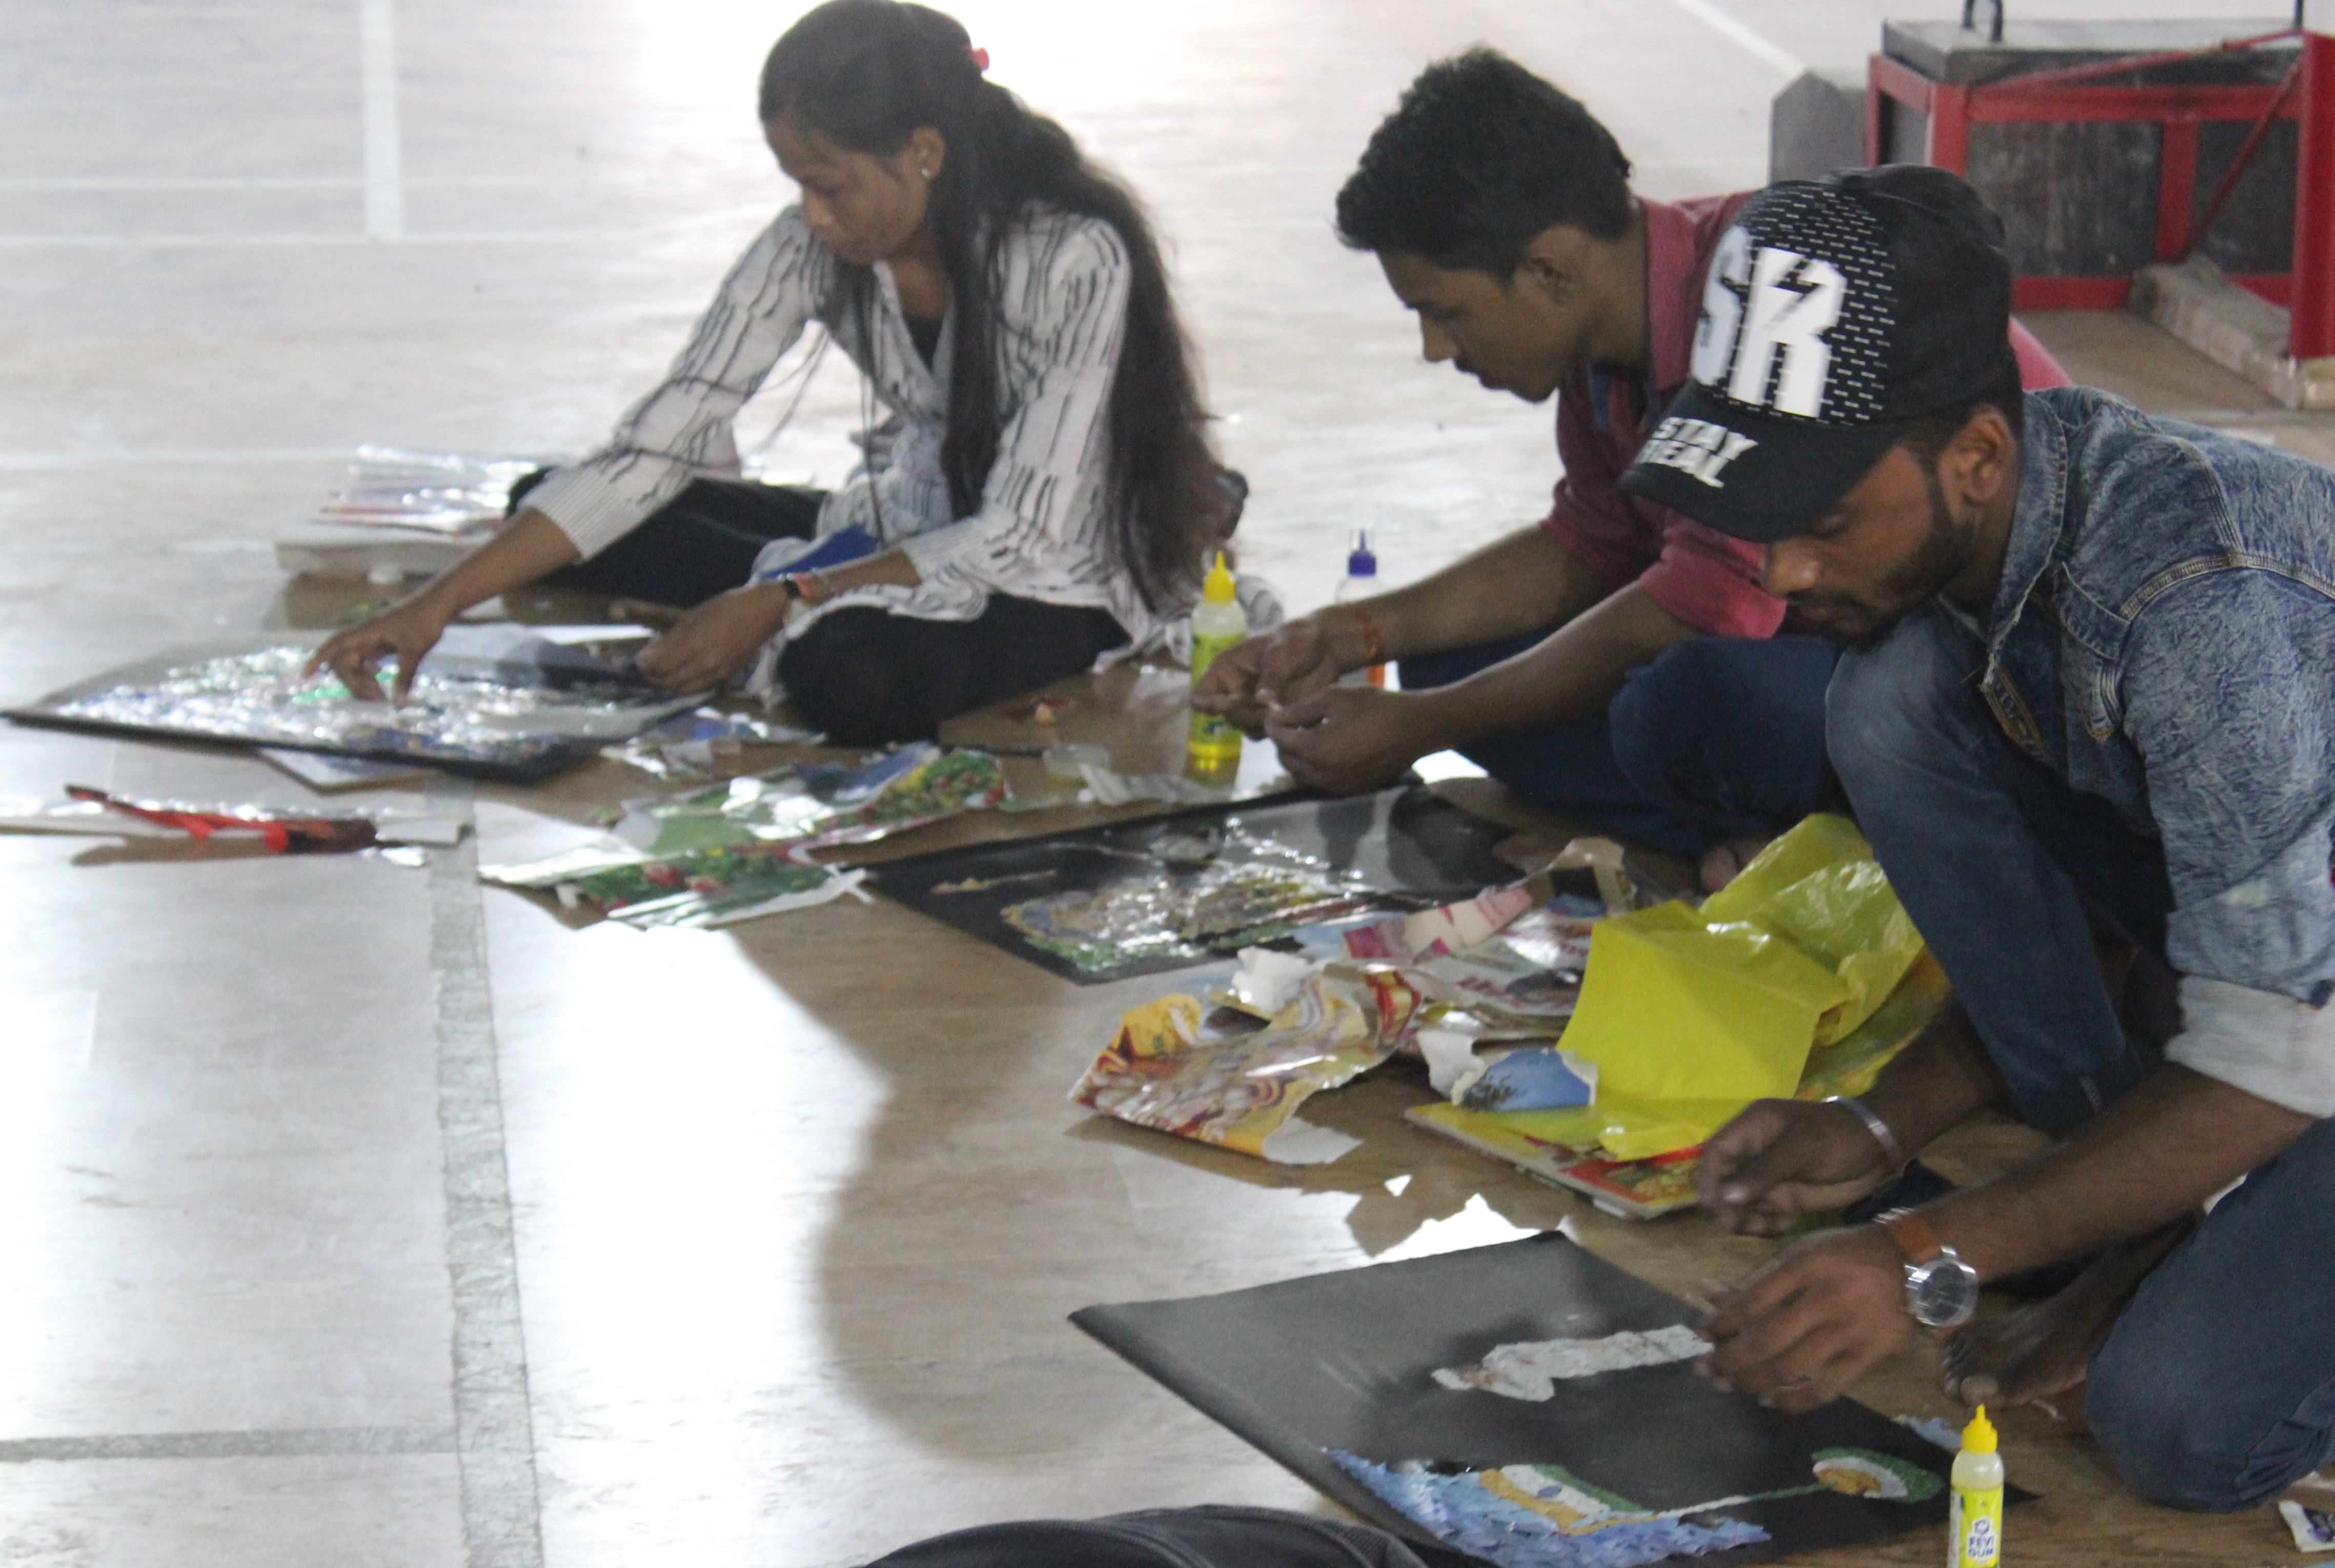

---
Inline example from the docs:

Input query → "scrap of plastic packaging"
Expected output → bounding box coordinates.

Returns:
[478,744,1004,927]
[1206,874,1603,1119]
[603,707,823,780]
[50,645,691,771]
[0,785,471,858]
[1001,826,1378,976]
[603,743,1001,856]
[313,447,541,537]
[1504,813,1934,1160]
[1070,967,1421,1163]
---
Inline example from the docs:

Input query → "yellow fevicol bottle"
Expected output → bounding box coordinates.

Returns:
[1950,1404,2004,1568]
[1186,551,1246,780]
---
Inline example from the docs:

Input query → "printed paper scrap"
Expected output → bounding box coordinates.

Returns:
[1419,1035,1598,1113]
[2283,1499,2335,1552]
[480,745,1000,926]
[1331,1445,1941,1568]
[1374,896,1600,1023]
[1329,1452,1767,1568]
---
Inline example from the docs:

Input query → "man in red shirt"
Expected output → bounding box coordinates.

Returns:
[1195,49,2064,887]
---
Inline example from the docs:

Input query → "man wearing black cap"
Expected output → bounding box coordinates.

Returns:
[1642,167,2335,1512]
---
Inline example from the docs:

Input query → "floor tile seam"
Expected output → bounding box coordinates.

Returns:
[428,775,546,1568]
[0,1424,457,1462]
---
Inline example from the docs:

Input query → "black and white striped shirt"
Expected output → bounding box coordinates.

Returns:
[521,203,1168,642]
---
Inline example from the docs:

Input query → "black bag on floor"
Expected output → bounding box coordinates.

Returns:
[858,1504,1473,1568]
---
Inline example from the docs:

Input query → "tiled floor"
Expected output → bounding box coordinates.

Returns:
[2,1,2326,1564]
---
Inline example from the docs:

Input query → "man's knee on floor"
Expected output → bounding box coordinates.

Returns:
[2087,1333,2302,1511]
[1607,640,1739,799]
[781,619,941,745]
[1824,609,1981,801]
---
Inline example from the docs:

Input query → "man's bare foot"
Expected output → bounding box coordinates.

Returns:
[1699,835,1774,893]
[1943,1220,2192,1409]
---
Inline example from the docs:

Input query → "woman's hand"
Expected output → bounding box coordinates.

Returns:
[636,582,796,693]
[310,593,457,703]
[307,506,591,703]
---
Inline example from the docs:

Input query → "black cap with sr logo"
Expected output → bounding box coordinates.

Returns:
[1618,165,2017,543]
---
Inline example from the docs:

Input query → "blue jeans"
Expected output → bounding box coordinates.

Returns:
[1831,603,2335,1511]
[1398,634,1839,859]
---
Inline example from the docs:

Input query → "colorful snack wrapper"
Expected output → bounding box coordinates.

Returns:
[480,745,1004,924]
[1072,968,1422,1160]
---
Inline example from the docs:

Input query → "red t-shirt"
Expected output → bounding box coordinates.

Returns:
[1541,194,2073,639]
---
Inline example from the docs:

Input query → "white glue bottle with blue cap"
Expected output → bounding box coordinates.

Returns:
[1334,528,1386,687]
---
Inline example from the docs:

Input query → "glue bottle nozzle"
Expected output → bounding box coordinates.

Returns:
[1202,550,1237,603]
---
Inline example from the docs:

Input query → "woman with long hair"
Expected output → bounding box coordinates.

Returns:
[314,0,1225,743]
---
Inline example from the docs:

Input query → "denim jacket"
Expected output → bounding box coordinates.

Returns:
[1981,388,2335,1113]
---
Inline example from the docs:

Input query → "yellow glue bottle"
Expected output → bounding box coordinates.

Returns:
[1950,1404,2004,1568]
[1186,551,1247,780]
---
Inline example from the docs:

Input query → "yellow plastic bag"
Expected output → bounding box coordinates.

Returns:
[1468,955,1947,1162]
[1538,814,1930,1158]
[1697,812,1924,1046]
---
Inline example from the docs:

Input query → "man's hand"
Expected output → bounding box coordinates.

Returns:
[1700,1225,1913,1412]
[310,594,456,704]
[1192,613,1360,738]
[1697,1099,1902,1237]
[636,583,794,693]
[1264,684,1441,795]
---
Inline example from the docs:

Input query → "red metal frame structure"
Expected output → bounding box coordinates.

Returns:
[1867,26,2335,357]
[2295,30,2335,358]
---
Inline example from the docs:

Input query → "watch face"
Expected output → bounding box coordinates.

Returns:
[1906,1257,1980,1328]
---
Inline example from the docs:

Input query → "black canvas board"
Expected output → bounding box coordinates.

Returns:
[866,785,1539,984]
[6,632,692,784]
[1073,1234,2027,1562]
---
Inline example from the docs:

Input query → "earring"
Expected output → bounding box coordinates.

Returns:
[920,168,933,179]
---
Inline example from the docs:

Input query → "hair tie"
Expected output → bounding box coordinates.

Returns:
[967,45,989,72]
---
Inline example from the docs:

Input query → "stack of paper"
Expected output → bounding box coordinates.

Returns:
[274,447,551,579]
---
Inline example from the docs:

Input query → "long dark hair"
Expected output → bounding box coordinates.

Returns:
[760,0,1219,611]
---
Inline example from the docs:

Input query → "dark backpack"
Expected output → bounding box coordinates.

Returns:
[859,1504,1473,1568]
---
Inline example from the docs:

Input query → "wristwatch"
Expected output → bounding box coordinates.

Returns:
[778,571,834,608]
[1876,1208,1980,1330]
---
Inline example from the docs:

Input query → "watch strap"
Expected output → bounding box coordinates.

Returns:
[1877,1207,1946,1266]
